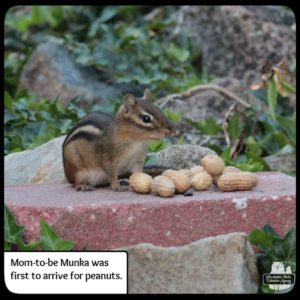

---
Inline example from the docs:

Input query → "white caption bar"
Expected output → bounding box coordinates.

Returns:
[5,252,127,294]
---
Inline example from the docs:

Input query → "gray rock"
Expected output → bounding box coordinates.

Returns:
[19,42,118,107]
[177,6,295,85]
[164,77,266,124]
[264,146,296,173]
[121,232,259,294]
[5,136,66,185]
[145,144,217,172]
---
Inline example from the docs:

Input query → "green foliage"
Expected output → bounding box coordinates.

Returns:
[5,6,69,33]
[248,225,296,294]
[40,220,74,251]
[227,112,243,141]
[276,115,296,147]
[63,6,205,96]
[5,205,26,251]
[220,148,270,172]
[5,204,74,251]
[4,90,85,155]
[267,78,277,120]
[280,79,296,94]
[149,139,171,152]
[187,117,222,135]
[4,51,27,95]
[164,109,182,123]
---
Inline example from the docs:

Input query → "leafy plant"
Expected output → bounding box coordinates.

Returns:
[267,78,277,120]
[248,224,296,294]
[40,220,74,251]
[4,90,86,155]
[220,147,270,172]
[4,204,74,251]
[227,112,243,141]
[164,108,182,123]
[187,117,222,135]
[5,6,70,33]
[258,62,296,147]
[149,139,171,152]
[64,6,206,96]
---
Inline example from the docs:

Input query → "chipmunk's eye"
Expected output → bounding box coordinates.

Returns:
[142,115,151,123]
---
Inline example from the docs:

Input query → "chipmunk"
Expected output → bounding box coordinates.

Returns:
[62,89,173,192]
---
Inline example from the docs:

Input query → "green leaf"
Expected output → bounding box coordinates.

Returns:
[98,6,119,23]
[5,240,12,251]
[246,153,271,171]
[148,140,169,152]
[40,220,74,251]
[228,112,242,140]
[165,43,190,63]
[248,229,274,251]
[280,80,296,94]
[32,6,57,27]
[237,160,264,172]
[250,88,268,104]
[4,91,14,112]
[262,224,281,238]
[4,205,24,245]
[267,78,277,120]
[16,238,42,251]
[220,147,232,162]
[263,132,290,154]
[282,228,296,263]
[276,115,296,146]
[260,284,275,294]
[244,136,263,156]
[164,109,182,123]
[270,239,288,261]
[4,111,17,125]
[187,117,221,135]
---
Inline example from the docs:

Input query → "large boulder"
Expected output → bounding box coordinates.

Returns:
[264,146,296,173]
[163,77,265,122]
[178,6,296,85]
[5,136,66,185]
[19,42,118,107]
[123,232,259,293]
[162,77,266,146]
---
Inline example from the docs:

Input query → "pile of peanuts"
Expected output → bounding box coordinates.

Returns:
[129,154,258,198]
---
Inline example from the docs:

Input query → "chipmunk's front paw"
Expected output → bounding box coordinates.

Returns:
[111,182,128,192]
[76,184,95,192]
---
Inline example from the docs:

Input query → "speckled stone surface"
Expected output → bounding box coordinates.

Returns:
[125,232,259,293]
[4,172,295,250]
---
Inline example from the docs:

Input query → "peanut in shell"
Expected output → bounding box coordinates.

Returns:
[217,172,258,192]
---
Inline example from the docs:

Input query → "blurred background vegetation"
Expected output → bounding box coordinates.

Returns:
[4,6,296,175]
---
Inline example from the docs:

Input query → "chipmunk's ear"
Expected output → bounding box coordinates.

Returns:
[123,94,137,107]
[143,88,152,100]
